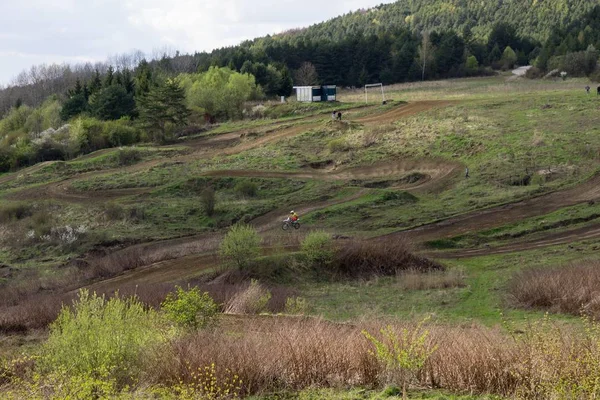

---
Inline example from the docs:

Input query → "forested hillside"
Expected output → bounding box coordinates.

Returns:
[279,0,596,43]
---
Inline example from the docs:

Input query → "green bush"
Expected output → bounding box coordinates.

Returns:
[219,224,262,270]
[235,181,258,197]
[362,317,437,399]
[40,289,163,387]
[103,203,125,221]
[327,138,351,153]
[201,187,216,216]
[0,203,32,223]
[301,230,334,267]
[104,119,140,146]
[115,148,142,166]
[285,296,309,315]
[70,117,107,153]
[161,286,219,330]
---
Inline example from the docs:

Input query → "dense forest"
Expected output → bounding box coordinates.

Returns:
[2,2,600,174]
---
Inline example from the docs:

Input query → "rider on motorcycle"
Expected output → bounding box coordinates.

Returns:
[289,210,299,222]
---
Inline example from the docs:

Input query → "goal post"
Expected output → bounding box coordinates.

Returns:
[364,83,386,104]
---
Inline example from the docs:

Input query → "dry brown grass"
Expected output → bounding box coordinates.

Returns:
[145,316,600,398]
[0,279,295,333]
[508,261,600,317]
[333,237,443,278]
[225,281,272,315]
[396,268,466,291]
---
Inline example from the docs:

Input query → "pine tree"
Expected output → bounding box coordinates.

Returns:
[277,66,294,97]
[89,69,102,94]
[104,66,114,87]
[138,79,190,143]
[122,69,135,94]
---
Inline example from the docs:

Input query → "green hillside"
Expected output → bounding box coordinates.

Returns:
[281,0,596,43]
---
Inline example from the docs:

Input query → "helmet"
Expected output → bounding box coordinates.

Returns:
[290,210,295,214]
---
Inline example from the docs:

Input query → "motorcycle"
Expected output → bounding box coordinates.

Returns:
[282,217,301,231]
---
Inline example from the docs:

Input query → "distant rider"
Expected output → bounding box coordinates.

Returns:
[289,210,299,222]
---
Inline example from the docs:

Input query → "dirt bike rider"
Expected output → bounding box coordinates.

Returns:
[289,210,299,223]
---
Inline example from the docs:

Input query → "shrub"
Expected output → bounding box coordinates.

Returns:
[115,148,141,166]
[201,187,216,216]
[225,280,272,315]
[363,317,437,399]
[525,66,543,79]
[40,289,163,387]
[284,297,309,315]
[333,238,443,278]
[70,116,107,154]
[508,261,600,318]
[104,119,140,146]
[301,231,334,267]
[0,203,32,223]
[161,286,219,330]
[327,138,351,153]
[219,224,261,270]
[235,181,258,198]
[103,203,125,221]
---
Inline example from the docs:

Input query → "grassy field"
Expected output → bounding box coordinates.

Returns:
[5,75,600,398]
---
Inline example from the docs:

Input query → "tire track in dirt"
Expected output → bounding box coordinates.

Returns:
[407,174,600,242]
[428,222,600,259]
[387,173,600,257]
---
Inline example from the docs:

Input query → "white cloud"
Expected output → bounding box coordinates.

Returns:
[0,0,394,84]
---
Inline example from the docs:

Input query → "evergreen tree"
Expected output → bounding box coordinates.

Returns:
[90,85,135,120]
[122,69,135,94]
[138,79,190,142]
[277,66,294,97]
[104,66,114,88]
[60,94,88,121]
[89,69,102,94]
[135,60,153,97]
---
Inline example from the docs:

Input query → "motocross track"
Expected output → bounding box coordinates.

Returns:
[60,101,464,288]
[429,222,600,259]
[5,101,453,203]
[53,100,600,289]
[12,99,598,290]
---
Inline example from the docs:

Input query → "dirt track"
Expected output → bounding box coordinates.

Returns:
[6,101,453,203]
[429,221,600,259]
[396,173,600,246]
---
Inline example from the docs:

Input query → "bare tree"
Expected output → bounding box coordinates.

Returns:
[419,31,434,81]
[295,62,319,86]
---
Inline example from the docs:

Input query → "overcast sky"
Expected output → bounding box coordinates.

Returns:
[0,0,395,85]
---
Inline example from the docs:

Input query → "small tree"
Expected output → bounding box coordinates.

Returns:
[278,66,294,98]
[363,317,437,400]
[138,79,190,143]
[466,55,479,71]
[41,290,162,387]
[219,224,261,270]
[301,230,334,267]
[501,46,518,70]
[295,62,319,86]
[61,93,88,121]
[90,85,136,121]
[419,31,434,81]
[161,286,219,330]
[201,187,216,216]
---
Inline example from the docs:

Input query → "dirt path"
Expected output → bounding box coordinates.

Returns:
[428,221,600,259]
[396,174,600,245]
